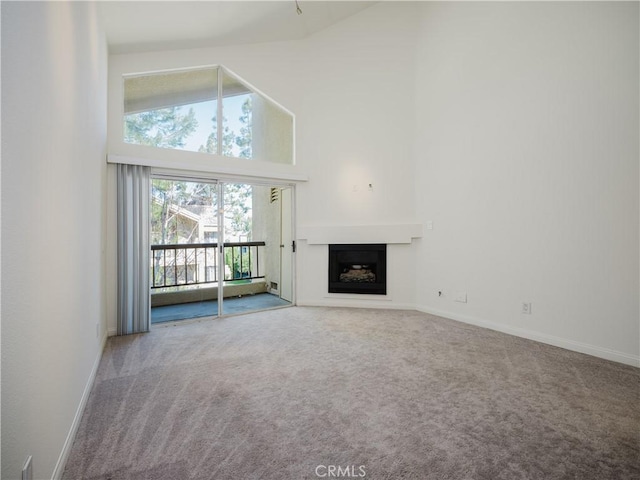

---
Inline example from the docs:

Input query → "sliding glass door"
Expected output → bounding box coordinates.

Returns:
[220,183,293,316]
[150,176,293,324]
[149,178,220,324]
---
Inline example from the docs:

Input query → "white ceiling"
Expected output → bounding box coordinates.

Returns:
[99,1,377,54]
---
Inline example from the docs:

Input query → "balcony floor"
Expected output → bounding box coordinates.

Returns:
[151,292,291,324]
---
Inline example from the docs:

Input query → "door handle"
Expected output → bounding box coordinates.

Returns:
[280,242,295,251]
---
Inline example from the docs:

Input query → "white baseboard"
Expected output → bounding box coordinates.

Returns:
[298,298,417,310]
[51,330,108,480]
[415,305,640,368]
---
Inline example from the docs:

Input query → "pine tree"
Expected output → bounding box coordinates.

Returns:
[138,100,254,283]
[124,107,197,148]
[198,114,234,156]
[235,97,252,159]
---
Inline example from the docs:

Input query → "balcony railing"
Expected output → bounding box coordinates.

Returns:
[151,241,265,289]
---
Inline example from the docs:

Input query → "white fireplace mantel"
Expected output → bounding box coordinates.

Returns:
[297,224,423,245]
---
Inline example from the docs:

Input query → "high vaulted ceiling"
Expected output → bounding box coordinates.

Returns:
[99,1,377,54]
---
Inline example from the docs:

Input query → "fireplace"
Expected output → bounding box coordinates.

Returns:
[328,244,387,295]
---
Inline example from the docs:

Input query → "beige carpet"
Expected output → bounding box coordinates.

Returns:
[63,307,639,479]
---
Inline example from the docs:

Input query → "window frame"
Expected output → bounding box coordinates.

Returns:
[119,65,296,167]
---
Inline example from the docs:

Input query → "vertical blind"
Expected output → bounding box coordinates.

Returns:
[117,164,151,335]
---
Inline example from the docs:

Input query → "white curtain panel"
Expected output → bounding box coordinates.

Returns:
[117,164,151,335]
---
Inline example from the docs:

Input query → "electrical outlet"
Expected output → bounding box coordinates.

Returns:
[455,292,467,303]
[22,456,33,480]
[522,302,532,314]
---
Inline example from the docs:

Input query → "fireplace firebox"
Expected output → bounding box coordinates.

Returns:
[328,244,387,295]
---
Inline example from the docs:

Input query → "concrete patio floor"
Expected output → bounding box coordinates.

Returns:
[151,292,291,324]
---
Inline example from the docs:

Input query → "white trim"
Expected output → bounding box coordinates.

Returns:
[151,169,296,188]
[122,63,220,81]
[220,65,296,166]
[113,63,297,168]
[298,299,416,310]
[52,331,108,480]
[323,293,393,302]
[217,183,225,316]
[216,66,224,156]
[151,170,220,185]
[415,305,640,368]
[222,65,296,122]
[107,153,308,183]
[298,224,423,245]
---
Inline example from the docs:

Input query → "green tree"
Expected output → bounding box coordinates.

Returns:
[198,96,252,159]
[151,180,219,245]
[223,183,252,240]
[197,98,253,242]
[136,101,254,284]
[150,179,219,287]
[198,115,234,156]
[235,97,252,159]
[124,107,197,148]
[151,179,179,245]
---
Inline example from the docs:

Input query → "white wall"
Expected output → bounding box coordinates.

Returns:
[252,185,282,293]
[413,2,639,365]
[0,4,634,478]
[106,2,421,325]
[295,3,419,308]
[295,3,418,227]
[105,2,638,364]
[1,2,108,478]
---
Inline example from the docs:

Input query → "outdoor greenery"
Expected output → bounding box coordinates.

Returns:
[129,97,256,284]
[124,107,197,149]
[197,96,252,159]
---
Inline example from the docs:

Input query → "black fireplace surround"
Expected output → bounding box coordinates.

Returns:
[328,244,387,295]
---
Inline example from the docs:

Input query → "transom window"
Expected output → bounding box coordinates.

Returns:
[123,66,294,164]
